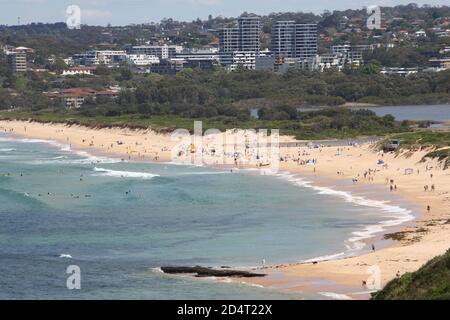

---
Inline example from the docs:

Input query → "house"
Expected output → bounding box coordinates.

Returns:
[414,30,427,38]
[125,54,160,66]
[62,66,97,76]
[381,67,418,76]
[427,58,450,72]
[44,88,118,109]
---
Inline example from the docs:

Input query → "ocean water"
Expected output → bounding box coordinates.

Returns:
[0,134,414,299]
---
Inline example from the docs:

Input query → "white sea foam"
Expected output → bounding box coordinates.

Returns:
[0,148,16,152]
[319,292,353,300]
[217,278,265,288]
[3,136,121,164]
[92,167,159,179]
[271,171,414,258]
[70,150,122,164]
[181,171,231,175]
[151,267,164,274]
[165,160,204,167]
[303,252,347,263]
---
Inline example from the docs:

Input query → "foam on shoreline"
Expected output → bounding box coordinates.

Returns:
[92,167,159,179]
[1,135,121,164]
[237,168,415,262]
[279,171,414,256]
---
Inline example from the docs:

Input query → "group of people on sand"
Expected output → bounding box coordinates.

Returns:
[74,135,165,162]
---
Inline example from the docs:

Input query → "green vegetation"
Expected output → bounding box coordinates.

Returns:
[0,107,408,140]
[385,131,450,149]
[1,5,449,140]
[1,67,449,114]
[424,148,450,162]
[380,131,450,167]
[371,249,450,300]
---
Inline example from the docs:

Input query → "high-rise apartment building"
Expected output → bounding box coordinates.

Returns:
[8,52,27,73]
[271,21,296,58]
[6,47,32,73]
[238,13,261,54]
[219,13,261,54]
[295,24,318,60]
[271,22,318,60]
[218,13,261,70]
[218,27,240,53]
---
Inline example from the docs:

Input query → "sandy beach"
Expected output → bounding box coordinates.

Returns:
[1,119,450,300]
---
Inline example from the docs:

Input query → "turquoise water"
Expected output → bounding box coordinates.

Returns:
[0,134,413,299]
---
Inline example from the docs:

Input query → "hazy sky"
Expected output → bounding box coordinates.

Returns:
[0,0,448,26]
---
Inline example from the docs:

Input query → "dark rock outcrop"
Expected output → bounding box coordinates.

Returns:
[161,266,266,278]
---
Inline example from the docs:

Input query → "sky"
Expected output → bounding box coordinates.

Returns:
[0,0,448,26]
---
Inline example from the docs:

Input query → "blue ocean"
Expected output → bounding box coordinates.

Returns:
[0,133,413,299]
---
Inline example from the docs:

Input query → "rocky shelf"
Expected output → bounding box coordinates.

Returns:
[160,266,266,278]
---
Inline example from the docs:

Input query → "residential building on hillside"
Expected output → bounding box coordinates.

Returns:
[125,54,160,66]
[149,59,184,75]
[294,24,318,60]
[271,22,318,60]
[381,67,419,76]
[218,13,261,70]
[72,50,127,66]
[62,66,97,76]
[271,21,296,58]
[44,88,118,109]
[429,57,450,71]
[238,13,261,54]
[6,47,33,73]
[128,45,183,59]
[219,27,241,53]
[220,51,257,71]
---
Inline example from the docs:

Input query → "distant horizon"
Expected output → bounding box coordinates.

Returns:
[0,0,449,27]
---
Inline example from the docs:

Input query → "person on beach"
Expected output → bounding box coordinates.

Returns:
[427,205,431,213]
[372,244,376,252]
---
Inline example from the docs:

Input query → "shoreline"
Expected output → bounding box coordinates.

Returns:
[1,119,450,300]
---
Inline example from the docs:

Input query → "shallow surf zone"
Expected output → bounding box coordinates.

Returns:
[318,292,353,300]
[241,169,415,260]
[0,136,122,164]
[92,167,160,179]
[283,172,414,253]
